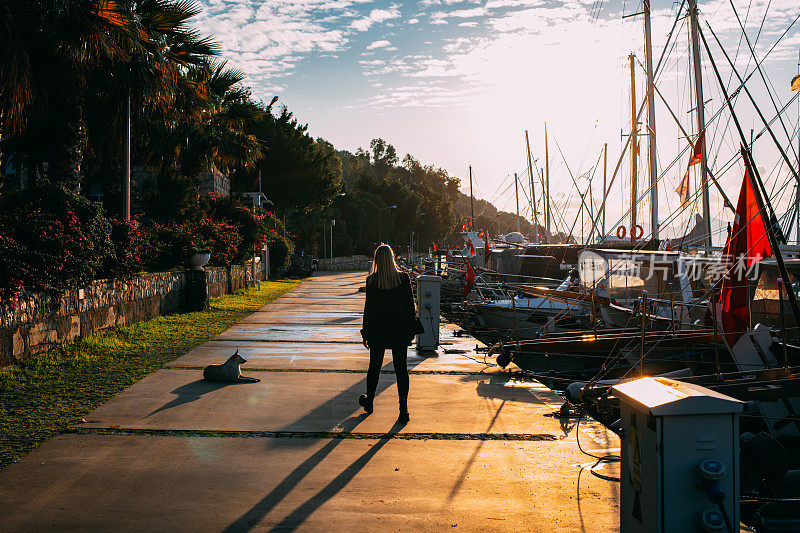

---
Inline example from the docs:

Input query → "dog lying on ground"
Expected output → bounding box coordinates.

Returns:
[203,350,260,383]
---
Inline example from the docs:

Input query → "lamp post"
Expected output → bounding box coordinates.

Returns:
[325,192,346,268]
[330,219,335,264]
[378,205,397,243]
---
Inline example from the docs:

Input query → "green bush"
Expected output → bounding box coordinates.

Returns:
[267,232,294,276]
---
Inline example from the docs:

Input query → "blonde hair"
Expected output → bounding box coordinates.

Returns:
[370,244,402,289]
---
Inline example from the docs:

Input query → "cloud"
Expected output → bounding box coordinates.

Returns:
[350,7,401,31]
[193,0,364,96]
[367,40,393,49]
[408,18,420,24]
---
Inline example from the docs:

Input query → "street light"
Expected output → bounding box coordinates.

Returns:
[323,193,346,267]
[378,205,397,243]
[408,212,426,264]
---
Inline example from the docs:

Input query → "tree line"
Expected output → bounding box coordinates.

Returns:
[0,0,536,266]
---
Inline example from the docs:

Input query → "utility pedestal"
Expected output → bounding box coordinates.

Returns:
[185,269,208,312]
[612,377,743,533]
[416,275,441,351]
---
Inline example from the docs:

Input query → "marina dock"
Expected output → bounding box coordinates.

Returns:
[0,271,620,531]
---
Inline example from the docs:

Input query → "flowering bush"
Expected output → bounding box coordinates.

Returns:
[101,219,148,278]
[0,188,297,303]
[0,184,112,301]
[178,217,242,267]
[198,195,271,263]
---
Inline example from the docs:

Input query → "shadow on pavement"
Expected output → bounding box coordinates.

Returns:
[144,380,242,418]
[223,351,431,532]
[267,420,408,532]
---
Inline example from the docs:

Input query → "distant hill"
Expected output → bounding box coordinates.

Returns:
[455,191,575,243]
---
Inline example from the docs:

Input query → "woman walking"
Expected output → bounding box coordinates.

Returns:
[359,244,417,423]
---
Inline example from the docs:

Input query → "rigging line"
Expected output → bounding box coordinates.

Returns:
[589,0,688,243]
[728,10,800,101]
[653,0,688,87]
[710,0,767,173]
[704,22,800,186]
[726,0,798,164]
[635,57,736,212]
[553,137,597,236]
[486,173,513,206]
[714,93,800,180]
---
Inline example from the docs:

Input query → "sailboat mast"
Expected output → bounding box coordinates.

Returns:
[629,53,639,242]
[688,0,712,247]
[469,164,474,229]
[644,0,659,240]
[542,169,547,241]
[514,172,520,233]
[544,123,551,244]
[603,143,608,241]
[525,130,539,244]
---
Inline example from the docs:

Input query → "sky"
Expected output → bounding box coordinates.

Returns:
[193,0,800,244]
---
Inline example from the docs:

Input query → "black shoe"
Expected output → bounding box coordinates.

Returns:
[358,394,373,414]
[398,411,410,424]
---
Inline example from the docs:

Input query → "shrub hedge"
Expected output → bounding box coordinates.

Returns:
[0,187,294,302]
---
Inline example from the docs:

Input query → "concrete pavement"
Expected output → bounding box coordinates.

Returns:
[0,271,620,532]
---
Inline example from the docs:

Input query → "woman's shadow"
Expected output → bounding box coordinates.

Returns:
[223,418,408,533]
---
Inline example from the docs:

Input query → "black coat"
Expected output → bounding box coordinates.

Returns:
[360,272,416,348]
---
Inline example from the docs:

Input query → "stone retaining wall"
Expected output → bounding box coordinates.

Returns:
[0,260,264,366]
[318,255,372,271]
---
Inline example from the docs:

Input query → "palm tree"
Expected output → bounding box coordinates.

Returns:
[0,0,218,192]
[0,0,130,188]
[142,59,263,178]
[101,0,220,217]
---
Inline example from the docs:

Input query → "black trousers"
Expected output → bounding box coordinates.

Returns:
[367,345,409,413]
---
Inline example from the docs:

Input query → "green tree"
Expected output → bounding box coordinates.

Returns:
[0,0,132,186]
[141,59,263,177]
[238,107,342,211]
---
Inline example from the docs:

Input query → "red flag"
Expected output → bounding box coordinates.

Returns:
[689,131,705,167]
[469,241,476,257]
[467,220,473,228]
[483,231,490,265]
[676,171,690,205]
[464,261,476,297]
[717,168,772,346]
[432,242,439,251]
[478,231,484,238]
[460,222,467,232]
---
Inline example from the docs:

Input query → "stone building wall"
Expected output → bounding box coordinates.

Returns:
[0,260,264,366]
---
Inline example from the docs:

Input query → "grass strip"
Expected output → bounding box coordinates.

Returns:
[0,280,302,469]
[65,427,559,441]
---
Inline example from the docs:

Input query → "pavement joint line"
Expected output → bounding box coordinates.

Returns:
[63,427,559,441]
[164,366,491,375]
[207,339,363,345]
[238,322,360,326]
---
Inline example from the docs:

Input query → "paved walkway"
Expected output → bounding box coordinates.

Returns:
[0,271,619,532]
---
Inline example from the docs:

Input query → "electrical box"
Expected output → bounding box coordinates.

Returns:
[416,275,441,351]
[612,377,744,533]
